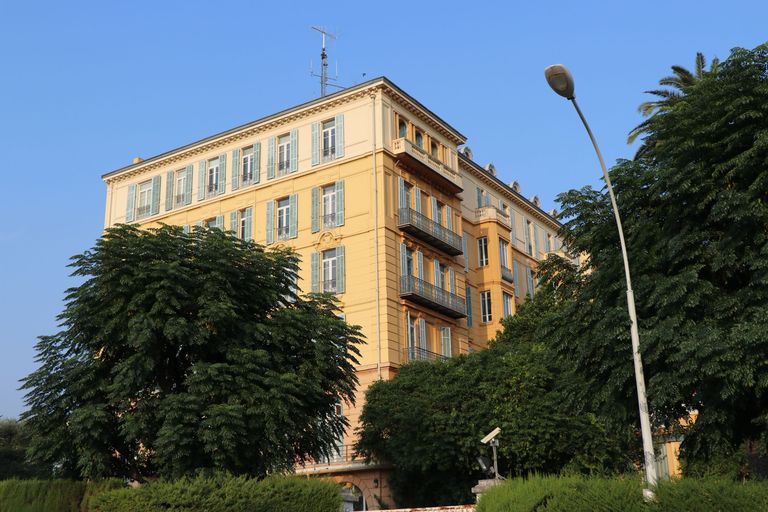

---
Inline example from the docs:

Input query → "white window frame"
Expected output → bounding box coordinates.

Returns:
[238,209,248,240]
[174,170,187,207]
[277,198,290,240]
[277,134,291,174]
[499,239,509,269]
[241,147,254,184]
[206,158,220,196]
[503,292,513,318]
[440,326,451,357]
[136,180,153,219]
[322,248,338,293]
[322,184,338,228]
[480,290,492,323]
[478,237,489,267]
[322,119,336,161]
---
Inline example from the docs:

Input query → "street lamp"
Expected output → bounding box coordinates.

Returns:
[544,64,658,499]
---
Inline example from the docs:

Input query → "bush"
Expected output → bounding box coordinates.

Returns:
[476,475,768,512]
[90,474,341,512]
[0,479,122,512]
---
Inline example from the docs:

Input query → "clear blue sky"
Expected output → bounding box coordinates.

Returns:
[0,1,764,418]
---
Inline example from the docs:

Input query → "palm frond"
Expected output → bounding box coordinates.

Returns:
[695,52,706,78]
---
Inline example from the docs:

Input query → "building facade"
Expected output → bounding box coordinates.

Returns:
[102,77,562,509]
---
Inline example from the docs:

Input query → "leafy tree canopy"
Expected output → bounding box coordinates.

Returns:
[0,418,50,479]
[547,43,768,465]
[355,256,630,508]
[21,224,362,480]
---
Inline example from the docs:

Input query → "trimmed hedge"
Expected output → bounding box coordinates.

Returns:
[0,479,123,512]
[476,475,768,512]
[90,474,341,512]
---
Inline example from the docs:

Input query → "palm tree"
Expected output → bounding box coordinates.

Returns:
[628,52,719,156]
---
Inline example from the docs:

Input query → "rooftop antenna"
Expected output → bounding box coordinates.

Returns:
[311,26,339,97]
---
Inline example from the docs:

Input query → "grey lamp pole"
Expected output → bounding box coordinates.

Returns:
[544,64,658,499]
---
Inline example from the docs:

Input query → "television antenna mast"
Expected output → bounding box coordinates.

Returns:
[310,26,340,97]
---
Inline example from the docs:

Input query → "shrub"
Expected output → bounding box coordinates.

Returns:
[90,474,341,512]
[0,479,124,512]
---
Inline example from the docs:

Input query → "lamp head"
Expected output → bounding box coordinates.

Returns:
[544,64,575,100]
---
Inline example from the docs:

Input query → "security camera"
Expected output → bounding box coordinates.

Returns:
[481,427,501,445]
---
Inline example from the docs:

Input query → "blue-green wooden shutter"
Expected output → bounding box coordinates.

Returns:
[195,220,204,228]
[198,160,206,200]
[434,259,441,288]
[400,243,407,277]
[253,142,261,183]
[446,206,453,232]
[466,286,473,327]
[289,128,298,173]
[311,252,320,293]
[416,251,424,279]
[243,207,252,241]
[510,210,517,247]
[449,267,456,294]
[218,154,226,195]
[311,122,320,166]
[513,260,520,297]
[335,180,344,226]
[165,171,174,211]
[266,201,274,244]
[267,137,276,179]
[215,215,224,229]
[230,211,238,234]
[418,318,426,350]
[150,175,161,215]
[431,197,438,223]
[337,245,345,293]
[414,187,422,214]
[288,193,298,239]
[398,177,407,210]
[182,224,190,234]
[533,224,540,255]
[184,165,193,205]
[462,233,469,272]
[231,149,240,190]
[476,187,483,208]
[335,114,345,158]
[406,312,413,349]
[311,187,320,233]
[125,184,136,222]
[526,267,534,298]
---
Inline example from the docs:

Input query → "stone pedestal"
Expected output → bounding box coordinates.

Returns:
[471,478,502,502]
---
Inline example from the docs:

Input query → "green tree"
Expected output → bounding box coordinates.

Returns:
[0,418,50,479]
[627,52,719,156]
[355,257,630,508]
[549,43,768,467]
[21,224,362,480]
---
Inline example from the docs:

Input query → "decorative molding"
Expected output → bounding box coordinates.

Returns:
[315,231,341,250]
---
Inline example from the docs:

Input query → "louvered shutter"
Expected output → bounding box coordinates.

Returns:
[431,196,438,223]
[513,260,520,297]
[253,142,261,183]
[243,207,252,241]
[510,210,517,247]
[267,137,275,179]
[414,187,422,214]
[466,286,473,327]
[476,187,483,208]
[446,205,453,232]
[289,128,298,173]
[182,224,190,234]
[337,245,345,293]
[335,114,345,158]
[266,201,274,244]
[125,184,136,222]
[462,233,469,272]
[198,161,206,200]
[165,171,174,211]
[195,220,204,228]
[231,149,240,191]
[215,215,224,229]
[311,252,320,293]
[150,175,161,215]
[335,180,344,226]
[418,318,427,350]
[311,187,320,233]
[398,177,407,210]
[288,193,298,239]
[449,267,456,294]
[526,267,534,298]
[184,165,193,205]
[218,154,226,195]
[311,122,320,166]
[416,251,424,279]
[434,259,441,289]
[230,211,238,235]
[400,243,407,278]
[533,224,540,256]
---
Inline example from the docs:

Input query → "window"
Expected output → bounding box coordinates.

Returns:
[525,219,533,255]
[499,239,509,269]
[466,286,473,327]
[414,129,424,149]
[277,197,290,240]
[434,201,444,226]
[235,207,252,241]
[204,216,223,229]
[407,312,416,349]
[480,290,492,323]
[277,134,291,174]
[136,180,153,219]
[513,260,520,298]
[241,147,254,184]
[174,170,187,207]
[525,266,535,299]
[398,118,408,138]
[405,247,415,277]
[476,187,492,208]
[503,292,513,318]
[322,119,336,161]
[322,184,338,228]
[440,326,452,357]
[322,248,339,293]
[206,158,220,195]
[430,141,439,159]
[546,233,553,253]
[478,237,489,267]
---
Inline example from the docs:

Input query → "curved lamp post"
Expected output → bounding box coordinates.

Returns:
[544,64,658,499]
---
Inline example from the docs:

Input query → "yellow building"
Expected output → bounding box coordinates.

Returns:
[102,77,561,509]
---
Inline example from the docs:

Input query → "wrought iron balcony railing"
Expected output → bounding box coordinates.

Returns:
[404,346,448,362]
[135,204,151,219]
[400,275,467,318]
[398,207,463,256]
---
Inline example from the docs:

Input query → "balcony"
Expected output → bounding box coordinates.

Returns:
[400,275,467,318]
[404,346,448,362]
[475,206,511,229]
[501,265,515,284]
[391,137,462,193]
[398,207,463,256]
[295,444,369,474]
